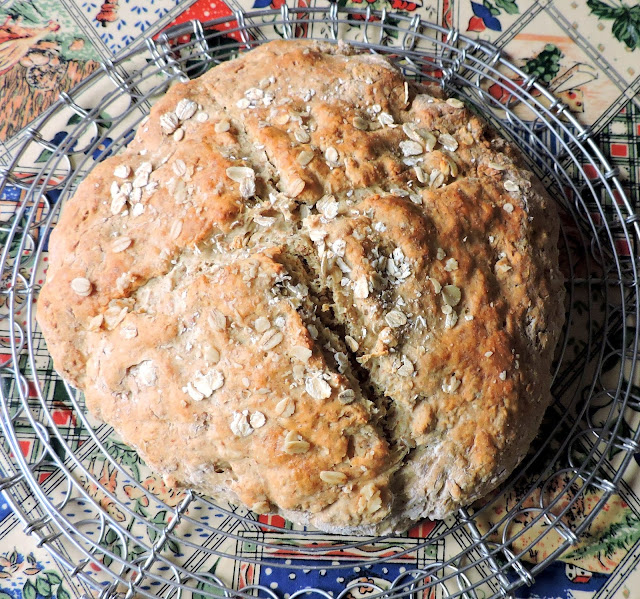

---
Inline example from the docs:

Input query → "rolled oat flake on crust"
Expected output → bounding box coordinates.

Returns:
[37,39,565,536]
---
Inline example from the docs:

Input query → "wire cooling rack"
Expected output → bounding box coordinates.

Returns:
[1,5,639,599]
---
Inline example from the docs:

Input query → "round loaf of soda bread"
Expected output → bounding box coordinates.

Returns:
[38,39,565,535]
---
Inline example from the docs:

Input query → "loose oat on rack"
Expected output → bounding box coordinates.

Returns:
[38,39,565,536]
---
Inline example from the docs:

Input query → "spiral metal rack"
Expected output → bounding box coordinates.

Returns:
[0,5,639,599]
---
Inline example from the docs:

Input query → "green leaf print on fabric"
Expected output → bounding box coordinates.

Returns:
[194,560,224,599]
[35,577,51,597]
[521,44,563,83]
[565,512,640,563]
[495,0,520,15]
[23,580,36,599]
[587,0,640,49]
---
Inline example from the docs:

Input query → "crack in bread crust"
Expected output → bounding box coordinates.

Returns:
[37,39,565,534]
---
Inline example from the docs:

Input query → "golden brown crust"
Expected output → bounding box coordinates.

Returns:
[37,40,565,534]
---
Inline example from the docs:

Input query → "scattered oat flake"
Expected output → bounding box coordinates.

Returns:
[446,98,464,109]
[236,98,250,109]
[402,122,423,143]
[317,196,339,219]
[137,361,156,386]
[284,431,310,454]
[504,180,519,192]
[261,329,284,350]
[275,398,295,417]
[485,351,494,357]
[444,258,459,272]
[239,177,255,199]
[325,146,339,164]
[338,389,356,404]
[196,111,209,122]
[254,316,271,333]
[110,196,127,215]
[145,181,158,194]
[173,159,187,177]
[503,203,514,213]
[397,355,414,377]
[445,310,458,329]
[226,166,254,182]
[297,150,314,166]
[309,229,327,243]
[499,371,507,381]
[345,335,359,352]
[71,277,91,296]
[294,128,311,143]
[129,188,142,203]
[136,162,152,176]
[88,314,103,331]
[254,215,275,227]
[285,177,305,198]
[173,128,185,142]
[245,87,264,101]
[114,164,130,179]
[436,247,445,260]
[419,130,436,152]
[496,260,512,273]
[447,157,459,177]
[385,310,407,328]
[103,305,128,329]
[378,112,395,127]
[170,220,183,240]
[120,325,137,339]
[442,375,461,394]
[193,369,224,398]
[175,99,197,121]
[320,471,347,485]
[111,181,122,198]
[374,221,387,232]
[400,140,423,157]
[352,116,369,131]
[215,120,230,133]
[442,285,461,306]
[160,112,179,134]
[305,374,332,400]
[133,173,150,190]
[438,134,458,152]
[429,169,445,189]
[230,411,253,437]
[488,161,505,171]
[292,346,313,362]
[250,411,266,428]
[353,275,369,299]
[111,236,132,253]
[183,382,204,402]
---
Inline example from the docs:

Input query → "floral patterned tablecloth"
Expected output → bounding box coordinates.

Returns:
[0,1,639,598]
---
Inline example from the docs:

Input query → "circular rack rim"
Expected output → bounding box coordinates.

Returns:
[0,5,639,599]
